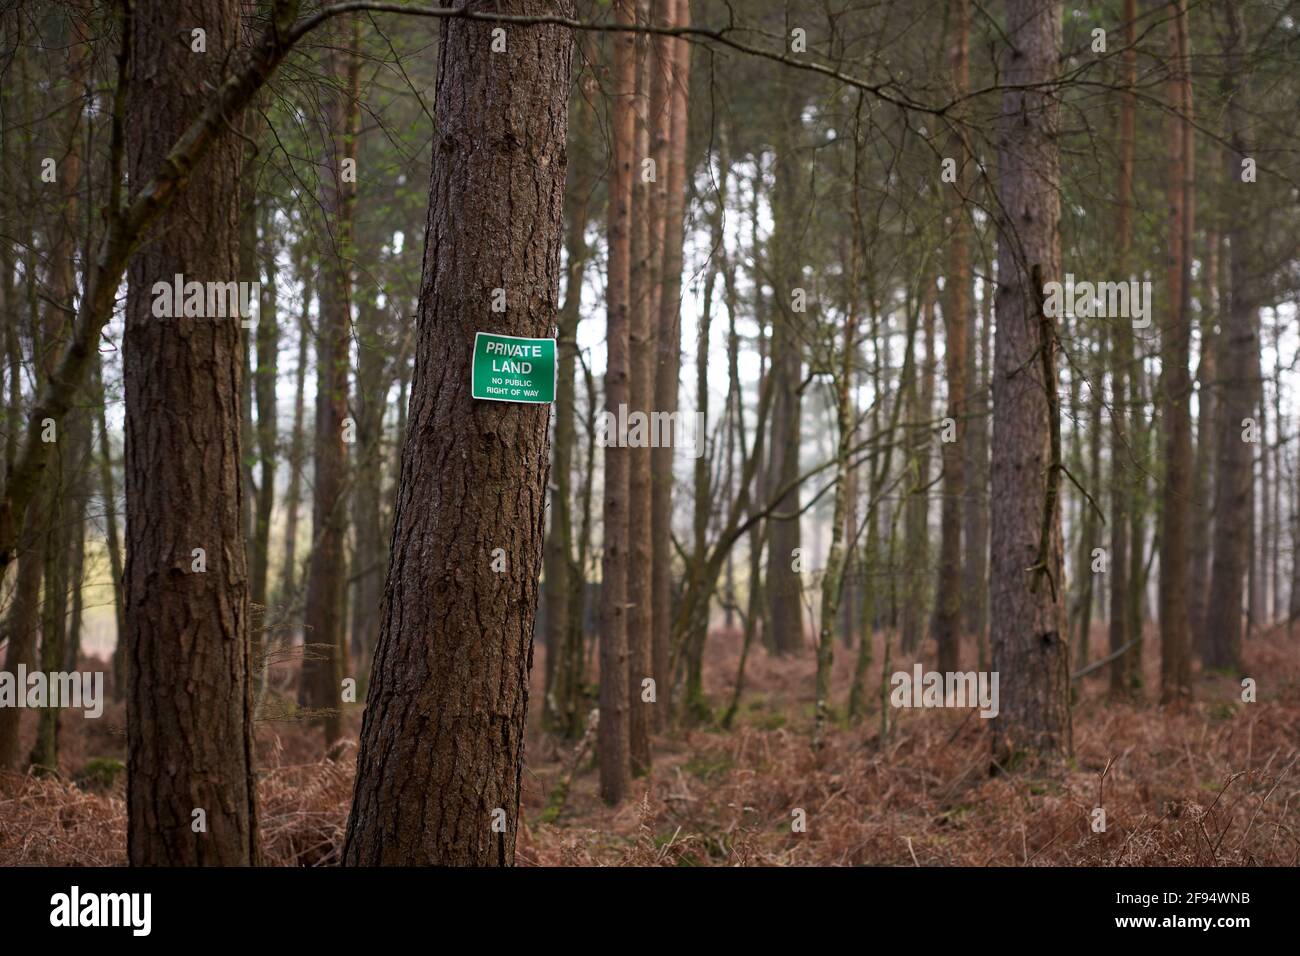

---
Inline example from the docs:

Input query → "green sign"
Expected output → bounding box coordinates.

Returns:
[471,331,557,404]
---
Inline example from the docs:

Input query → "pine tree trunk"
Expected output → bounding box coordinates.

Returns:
[989,0,1071,759]
[963,275,991,660]
[598,0,636,806]
[1190,226,1219,658]
[1205,0,1253,674]
[766,81,806,657]
[123,0,258,865]
[626,0,655,771]
[278,268,311,611]
[901,285,935,654]
[934,0,970,675]
[0,501,41,769]
[542,96,594,738]
[251,200,279,616]
[1158,0,1194,702]
[651,0,690,712]
[342,0,572,863]
[94,357,128,702]
[1108,0,1136,694]
[301,20,360,745]
[349,287,389,669]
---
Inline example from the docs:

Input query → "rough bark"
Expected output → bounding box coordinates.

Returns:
[123,0,258,865]
[599,0,636,806]
[626,0,654,771]
[1158,0,1194,703]
[934,0,970,675]
[989,0,1071,759]
[651,0,689,716]
[342,0,572,864]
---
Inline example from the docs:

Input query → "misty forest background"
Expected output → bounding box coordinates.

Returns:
[1,0,1299,866]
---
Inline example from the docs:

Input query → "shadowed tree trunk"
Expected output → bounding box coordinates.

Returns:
[989,0,1071,760]
[963,273,991,663]
[540,111,592,738]
[1158,0,1194,703]
[684,202,721,724]
[278,264,312,612]
[651,0,690,719]
[300,19,360,746]
[251,199,279,616]
[342,0,572,864]
[627,0,654,771]
[542,86,594,739]
[599,0,636,806]
[1204,0,1253,675]
[94,358,128,702]
[900,283,935,654]
[29,3,89,774]
[123,0,258,866]
[349,281,391,670]
[934,0,970,675]
[1108,0,1136,694]
[1190,224,1220,657]
[766,78,806,657]
[0,501,41,769]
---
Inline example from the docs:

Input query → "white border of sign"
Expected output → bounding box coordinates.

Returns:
[471,330,559,404]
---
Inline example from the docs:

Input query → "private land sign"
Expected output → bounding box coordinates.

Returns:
[471,331,557,404]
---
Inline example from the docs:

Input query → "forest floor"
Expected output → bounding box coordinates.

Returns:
[2,622,1297,866]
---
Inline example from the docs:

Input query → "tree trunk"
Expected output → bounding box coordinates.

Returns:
[598,0,637,806]
[934,0,970,675]
[300,20,360,746]
[1109,0,1136,694]
[900,283,935,654]
[989,0,1071,760]
[651,0,690,717]
[123,0,258,865]
[1204,0,1253,674]
[684,210,720,725]
[29,4,89,774]
[626,0,655,771]
[95,358,128,702]
[766,79,806,657]
[1190,227,1219,657]
[542,91,594,739]
[342,1,572,863]
[1158,0,1194,703]
[277,267,312,611]
[349,289,389,670]
[251,198,279,616]
[963,273,991,663]
[0,501,42,769]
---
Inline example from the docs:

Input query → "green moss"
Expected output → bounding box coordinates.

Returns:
[1209,701,1239,720]
[78,757,125,791]
[683,752,733,781]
